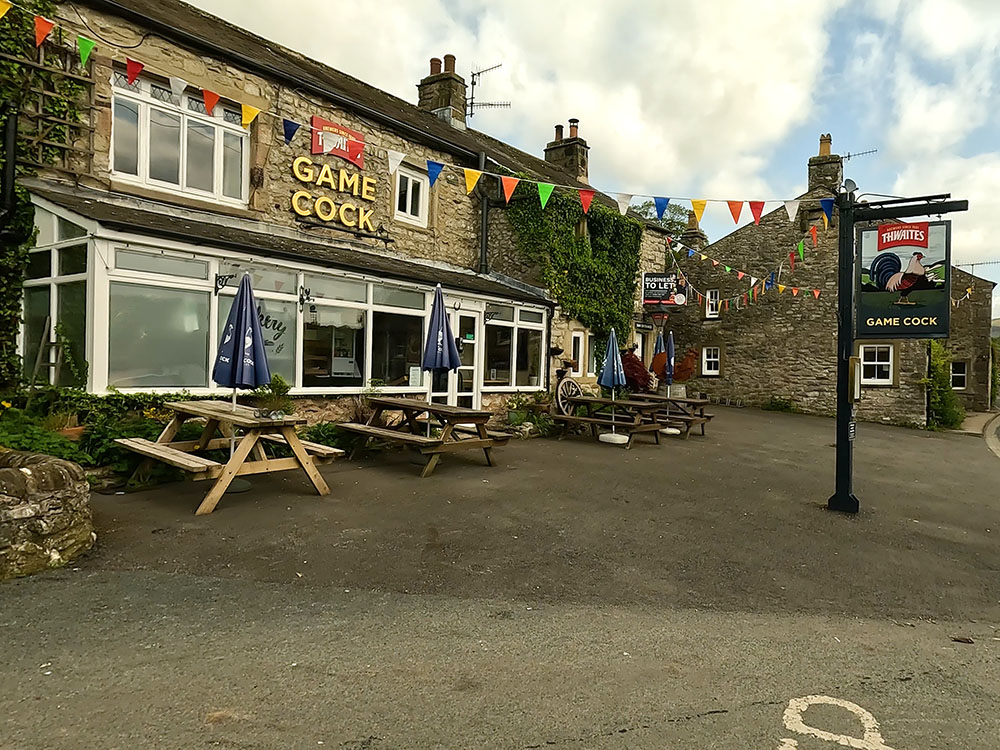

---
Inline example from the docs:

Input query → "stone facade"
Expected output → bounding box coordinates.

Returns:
[0,452,94,581]
[946,268,995,412]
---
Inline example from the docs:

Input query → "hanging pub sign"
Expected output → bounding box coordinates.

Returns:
[642,272,687,306]
[311,115,365,168]
[855,220,950,339]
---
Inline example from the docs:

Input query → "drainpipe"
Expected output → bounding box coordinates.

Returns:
[0,108,17,236]
[478,151,489,275]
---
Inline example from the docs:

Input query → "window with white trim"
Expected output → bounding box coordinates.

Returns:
[860,344,893,386]
[570,331,584,377]
[111,72,249,204]
[701,346,721,376]
[951,360,967,390]
[394,165,429,227]
[587,333,600,376]
[706,289,720,318]
[483,303,545,388]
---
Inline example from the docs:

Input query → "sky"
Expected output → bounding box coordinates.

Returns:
[191,0,1000,315]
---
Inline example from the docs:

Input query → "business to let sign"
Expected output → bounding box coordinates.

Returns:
[642,272,688,306]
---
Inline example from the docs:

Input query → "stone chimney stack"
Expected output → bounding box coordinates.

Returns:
[417,54,467,130]
[808,133,842,192]
[544,118,590,184]
[680,209,708,250]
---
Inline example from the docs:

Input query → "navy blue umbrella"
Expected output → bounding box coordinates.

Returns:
[213,274,271,407]
[653,331,665,357]
[597,328,628,444]
[666,330,675,387]
[422,284,461,373]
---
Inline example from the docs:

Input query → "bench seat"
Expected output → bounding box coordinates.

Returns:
[338,423,442,446]
[259,434,345,460]
[115,437,221,473]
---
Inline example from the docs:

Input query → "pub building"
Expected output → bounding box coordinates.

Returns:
[18,0,672,419]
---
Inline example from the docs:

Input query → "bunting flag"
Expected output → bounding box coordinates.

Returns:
[386,149,405,174]
[241,104,261,127]
[819,198,834,221]
[77,35,96,67]
[809,226,818,247]
[579,189,595,214]
[724,299,730,312]
[727,200,743,224]
[202,88,220,116]
[34,15,54,47]
[724,265,731,273]
[749,201,765,225]
[812,289,821,299]
[822,214,829,230]
[169,76,188,100]
[691,199,707,223]
[766,272,775,290]
[282,119,301,145]
[753,285,760,301]
[426,160,445,187]
[688,249,695,257]
[501,175,519,203]
[654,196,670,220]
[538,182,554,209]
[126,58,144,84]
[0,2,11,21]
[784,200,800,222]
[737,271,745,280]
[616,193,632,216]
[700,254,708,261]
[742,293,748,306]
[463,169,482,194]
[792,287,800,296]
[711,260,719,267]
[788,251,795,271]
[698,293,704,304]
[347,139,364,166]
[798,240,805,261]
[750,276,758,287]
[778,284,786,294]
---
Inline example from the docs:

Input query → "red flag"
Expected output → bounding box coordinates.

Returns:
[724,299,730,311]
[753,285,759,301]
[792,287,800,296]
[749,201,765,225]
[813,289,821,299]
[711,260,719,267]
[788,251,795,271]
[743,293,748,306]
[34,16,55,47]
[203,89,221,116]
[737,271,745,280]
[501,176,519,203]
[697,293,703,304]
[347,139,365,168]
[579,189,595,214]
[810,225,818,247]
[126,58,144,84]
[727,200,743,223]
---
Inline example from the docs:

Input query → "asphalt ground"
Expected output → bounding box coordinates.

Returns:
[2,407,998,749]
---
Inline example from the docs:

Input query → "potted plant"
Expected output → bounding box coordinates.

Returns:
[528,390,553,415]
[251,374,294,418]
[505,393,531,425]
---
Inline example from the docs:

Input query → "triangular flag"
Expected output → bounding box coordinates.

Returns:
[753,285,759,301]
[727,200,743,224]
[788,252,795,271]
[169,76,188,100]
[750,276,758,287]
[616,193,632,216]
[537,183,554,209]
[463,169,482,194]
[203,89,220,116]
[34,16,55,47]
[282,119,300,145]
[698,293,703,304]
[501,176,519,203]
[724,266,731,273]
[778,284,786,294]
[126,58,144,84]
[0,2,11,21]
[743,293,748,306]
[426,160,444,187]
[812,289,821,299]
[654,196,670,220]
[688,249,695,258]
[347,139,364,167]
[784,200,800,222]
[241,104,261,127]
[737,271,745,280]
[798,240,805,261]
[386,149,405,174]
[700,254,708,261]
[823,214,829,230]
[749,201,765,225]
[712,260,719,267]
[792,287,800,296]
[809,226,818,247]
[579,189,595,214]
[724,299,730,312]
[77,36,96,67]
[691,199,707,223]
[819,198,834,221]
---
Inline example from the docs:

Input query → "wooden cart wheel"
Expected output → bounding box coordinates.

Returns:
[556,377,583,415]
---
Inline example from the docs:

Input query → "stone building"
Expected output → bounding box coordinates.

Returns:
[15,0,669,417]
[667,136,994,426]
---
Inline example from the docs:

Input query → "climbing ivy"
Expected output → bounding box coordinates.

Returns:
[505,183,643,341]
[926,340,965,430]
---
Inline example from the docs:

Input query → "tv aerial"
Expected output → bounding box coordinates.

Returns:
[843,148,877,161]
[467,63,511,119]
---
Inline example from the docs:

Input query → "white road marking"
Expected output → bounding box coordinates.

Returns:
[780,695,896,750]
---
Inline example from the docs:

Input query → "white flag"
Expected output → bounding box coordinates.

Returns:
[168,76,188,102]
[750,276,758,287]
[784,200,800,222]
[386,149,406,174]
[616,193,632,216]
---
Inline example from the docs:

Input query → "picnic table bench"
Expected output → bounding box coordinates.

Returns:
[115,400,341,515]
[339,396,509,477]
[553,395,669,449]
[630,393,714,438]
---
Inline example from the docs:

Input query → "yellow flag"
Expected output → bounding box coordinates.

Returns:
[241,104,261,127]
[0,1,11,20]
[822,214,829,229]
[691,199,707,223]
[700,254,708,261]
[464,168,482,194]
[778,284,786,294]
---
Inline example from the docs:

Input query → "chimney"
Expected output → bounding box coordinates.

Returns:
[680,210,708,250]
[808,132,842,192]
[544,118,590,184]
[417,53,467,130]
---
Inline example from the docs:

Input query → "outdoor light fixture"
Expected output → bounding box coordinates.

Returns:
[298,285,313,310]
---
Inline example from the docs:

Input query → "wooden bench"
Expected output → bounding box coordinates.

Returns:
[338,422,442,447]
[413,418,511,444]
[654,412,714,439]
[258,434,345,462]
[115,437,221,475]
[552,413,664,448]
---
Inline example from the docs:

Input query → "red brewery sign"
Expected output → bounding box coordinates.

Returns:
[310,116,365,168]
[877,222,929,252]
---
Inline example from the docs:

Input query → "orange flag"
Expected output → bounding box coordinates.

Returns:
[792,287,800,296]
[711,260,719,267]
[500,176,519,203]
[727,200,743,224]
[34,16,55,47]
[579,189,595,214]
[691,199,707,223]
[749,201,765,225]
[812,289,821,299]
[810,225,818,247]
[203,89,221,116]
[737,271,745,280]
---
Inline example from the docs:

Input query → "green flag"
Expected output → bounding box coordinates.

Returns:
[537,183,554,209]
[797,240,804,261]
[78,35,96,67]
[724,266,731,273]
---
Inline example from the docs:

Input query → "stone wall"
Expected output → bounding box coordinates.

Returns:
[0,452,94,581]
[947,268,995,412]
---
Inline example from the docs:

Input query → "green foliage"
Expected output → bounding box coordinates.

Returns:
[10,386,198,423]
[0,407,93,463]
[761,396,798,413]
[301,422,355,451]
[926,341,965,430]
[251,374,294,414]
[505,185,643,341]
[632,199,688,237]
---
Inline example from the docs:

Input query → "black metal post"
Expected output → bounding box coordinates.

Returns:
[828,190,859,513]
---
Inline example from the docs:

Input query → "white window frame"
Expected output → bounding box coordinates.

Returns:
[586,333,599,377]
[482,303,546,392]
[394,164,430,228]
[701,346,721,377]
[859,344,894,386]
[570,331,584,377]
[950,360,967,391]
[110,73,250,206]
[706,289,720,319]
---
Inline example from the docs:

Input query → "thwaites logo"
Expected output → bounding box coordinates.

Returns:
[877,222,928,252]
[311,116,365,168]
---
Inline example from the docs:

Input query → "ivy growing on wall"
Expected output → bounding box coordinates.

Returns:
[926,340,965,430]
[505,183,643,341]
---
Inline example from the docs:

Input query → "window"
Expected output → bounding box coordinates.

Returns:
[570,331,584,377]
[634,332,646,363]
[587,334,600,376]
[21,286,50,381]
[484,305,545,389]
[706,289,720,318]
[860,344,893,386]
[218,295,297,385]
[116,248,209,279]
[111,74,249,204]
[394,165,429,227]
[371,312,423,386]
[301,305,365,387]
[951,361,967,390]
[484,325,513,386]
[373,285,424,309]
[702,346,721,377]
[516,328,543,386]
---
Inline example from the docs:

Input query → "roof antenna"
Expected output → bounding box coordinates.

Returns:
[467,63,511,119]
[843,148,878,161]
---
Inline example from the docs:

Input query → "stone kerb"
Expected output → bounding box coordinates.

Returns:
[0,451,94,581]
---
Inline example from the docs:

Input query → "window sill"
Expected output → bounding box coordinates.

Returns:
[109,178,255,219]
[393,212,430,231]
[860,382,894,388]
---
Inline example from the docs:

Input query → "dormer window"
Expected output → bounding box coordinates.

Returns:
[111,72,249,205]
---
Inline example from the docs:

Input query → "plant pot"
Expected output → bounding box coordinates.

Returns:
[57,426,86,441]
[527,403,551,415]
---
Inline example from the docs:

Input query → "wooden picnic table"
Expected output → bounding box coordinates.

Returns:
[553,395,669,449]
[630,393,714,438]
[115,400,342,515]
[338,396,509,477]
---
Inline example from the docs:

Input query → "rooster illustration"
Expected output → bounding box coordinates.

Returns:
[868,251,943,306]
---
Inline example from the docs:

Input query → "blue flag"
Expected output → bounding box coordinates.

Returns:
[820,198,834,221]
[654,196,670,220]
[427,160,445,187]
[282,119,300,145]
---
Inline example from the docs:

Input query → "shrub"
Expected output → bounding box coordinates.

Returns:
[251,374,294,415]
[926,341,965,430]
[761,396,797,413]
[301,422,356,451]
[0,409,93,465]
